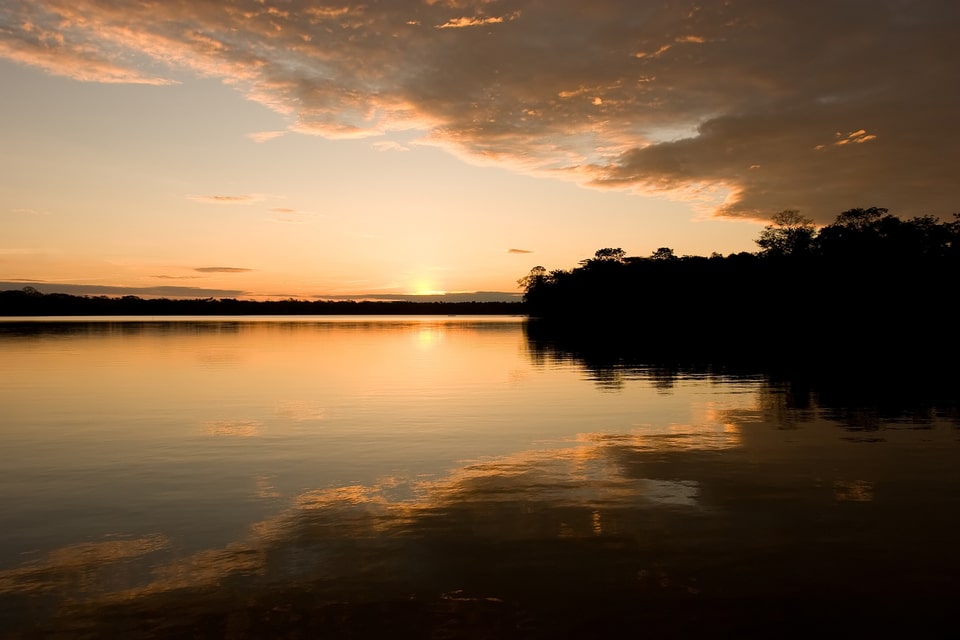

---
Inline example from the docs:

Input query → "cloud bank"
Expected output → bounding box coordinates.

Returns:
[2,1,959,221]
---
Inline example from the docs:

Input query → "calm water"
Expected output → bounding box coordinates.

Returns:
[1,316,959,638]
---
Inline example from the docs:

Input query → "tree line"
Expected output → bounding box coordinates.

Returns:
[0,291,524,316]
[519,207,959,357]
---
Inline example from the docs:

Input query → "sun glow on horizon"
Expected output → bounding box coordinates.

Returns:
[411,278,445,296]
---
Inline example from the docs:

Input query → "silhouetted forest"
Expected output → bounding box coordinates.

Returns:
[0,291,524,316]
[520,207,958,357]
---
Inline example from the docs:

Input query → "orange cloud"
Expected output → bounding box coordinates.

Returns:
[246,130,286,143]
[634,44,672,59]
[0,38,175,85]
[0,1,957,221]
[187,194,263,204]
[436,13,518,29]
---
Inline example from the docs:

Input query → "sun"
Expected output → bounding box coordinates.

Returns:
[412,279,446,296]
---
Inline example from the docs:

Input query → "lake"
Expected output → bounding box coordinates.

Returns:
[1,316,959,638]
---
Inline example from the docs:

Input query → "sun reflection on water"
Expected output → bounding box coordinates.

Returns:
[2,319,960,636]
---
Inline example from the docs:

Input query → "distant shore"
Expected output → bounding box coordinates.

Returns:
[0,289,526,316]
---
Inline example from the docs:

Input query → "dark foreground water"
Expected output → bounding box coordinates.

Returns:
[1,317,958,638]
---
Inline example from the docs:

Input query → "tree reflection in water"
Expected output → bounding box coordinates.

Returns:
[2,322,959,638]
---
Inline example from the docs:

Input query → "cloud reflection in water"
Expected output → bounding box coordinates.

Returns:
[10,404,956,638]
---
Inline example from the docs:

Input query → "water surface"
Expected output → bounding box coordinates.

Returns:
[1,317,958,637]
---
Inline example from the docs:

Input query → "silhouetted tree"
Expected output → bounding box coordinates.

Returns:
[579,247,626,268]
[950,213,960,259]
[815,207,888,256]
[834,206,888,231]
[650,247,677,261]
[755,210,816,258]
[593,247,625,262]
[517,265,547,289]
[517,265,549,298]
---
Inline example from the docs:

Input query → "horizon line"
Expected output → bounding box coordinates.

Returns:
[0,282,523,303]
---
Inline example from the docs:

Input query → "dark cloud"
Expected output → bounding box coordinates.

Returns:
[193,267,252,273]
[0,281,246,298]
[507,248,533,254]
[2,1,958,222]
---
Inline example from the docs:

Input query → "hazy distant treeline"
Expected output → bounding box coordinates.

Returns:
[520,207,959,356]
[0,291,524,316]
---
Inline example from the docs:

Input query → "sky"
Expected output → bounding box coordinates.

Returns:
[2,0,958,300]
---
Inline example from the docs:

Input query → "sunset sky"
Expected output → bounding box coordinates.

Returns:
[2,1,958,300]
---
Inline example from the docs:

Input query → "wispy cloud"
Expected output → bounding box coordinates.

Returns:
[435,13,517,29]
[0,34,176,85]
[267,207,316,223]
[187,194,263,205]
[151,275,200,280]
[194,267,251,273]
[247,130,286,143]
[507,248,533,254]
[815,129,878,150]
[2,1,958,221]
[9,207,51,215]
